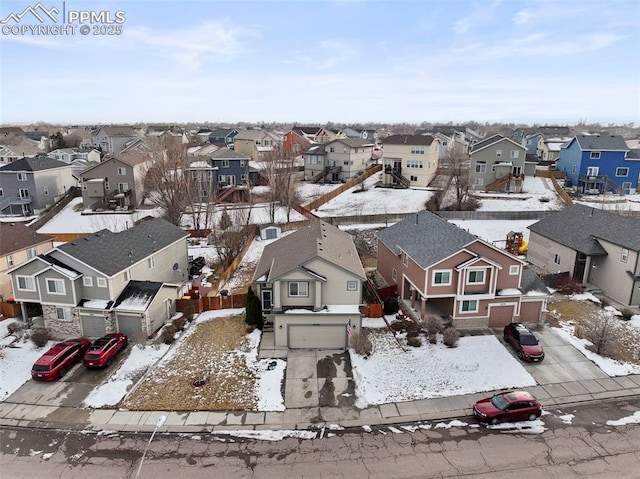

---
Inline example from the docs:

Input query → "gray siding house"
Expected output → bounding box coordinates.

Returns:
[251,220,366,349]
[469,135,529,192]
[527,204,640,306]
[0,156,75,216]
[8,218,189,338]
[92,126,136,155]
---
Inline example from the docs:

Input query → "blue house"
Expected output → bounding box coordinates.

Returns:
[208,128,238,147]
[556,134,639,194]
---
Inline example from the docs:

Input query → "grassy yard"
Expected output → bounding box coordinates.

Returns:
[123,313,260,411]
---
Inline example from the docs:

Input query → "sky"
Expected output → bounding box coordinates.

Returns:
[0,0,639,125]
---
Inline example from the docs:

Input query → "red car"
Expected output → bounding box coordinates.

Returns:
[473,390,542,425]
[83,333,128,369]
[31,337,91,381]
[503,323,545,362]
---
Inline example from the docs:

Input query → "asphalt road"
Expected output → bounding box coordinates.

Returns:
[2,397,639,478]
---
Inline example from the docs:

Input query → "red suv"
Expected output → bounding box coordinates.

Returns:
[83,333,128,369]
[503,323,545,362]
[473,390,542,424]
[31,337,91,381]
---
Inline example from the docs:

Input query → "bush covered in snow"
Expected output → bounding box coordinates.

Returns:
[30,328,50,348]
[442,327,460,348]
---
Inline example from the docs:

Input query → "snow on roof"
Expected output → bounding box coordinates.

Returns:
[87,178,104,183]
[115,293,153,311]
[497,288,522,296]
[51,263,81,279]
[82,299,110,309]
[284,305,360,314]
[188,161,213,169]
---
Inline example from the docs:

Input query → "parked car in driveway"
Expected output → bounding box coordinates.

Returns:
[83,333,128,369]
[473,390,542,424]
[31,337,91,381]
[503,323,545,362]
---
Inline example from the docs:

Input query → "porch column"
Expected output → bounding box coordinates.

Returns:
[421,297,426,322]
[273,282,281,310]
[314,281,322,311]
[410,288,416,310]
[20,302,30,327]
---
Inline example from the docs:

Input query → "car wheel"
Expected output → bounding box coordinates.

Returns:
[123,339,128,349]
[528,413,538,421]
[517,350,523,359]
[59,368,67,378]
[490,417,498,425]
[106,358,112,367]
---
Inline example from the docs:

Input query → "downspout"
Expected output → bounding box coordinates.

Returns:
[630,251,640,306]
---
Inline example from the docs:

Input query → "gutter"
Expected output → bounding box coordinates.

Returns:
[630,251,640,306]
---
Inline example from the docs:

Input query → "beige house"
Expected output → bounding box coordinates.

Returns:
[0,223,53,302]
[251,220,366,349]
[536,136,572,163]
[303,138,375,183]
[233,130,280,161]
[381,135,440,188]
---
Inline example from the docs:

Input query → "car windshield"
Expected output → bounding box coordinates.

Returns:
[490,394,509,410]
[520,334,539,346]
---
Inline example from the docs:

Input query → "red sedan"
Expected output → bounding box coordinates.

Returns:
[473,390,542,425]
[83,333,128,369]
[31,337,91,381]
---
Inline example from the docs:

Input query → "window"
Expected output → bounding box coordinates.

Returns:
[347,281,358,291]
[410,175,418,182]
[433,271,451,285]
[117,167,126,175]
[27,247,37,259]
[475,161,486,173]
[221,160,229,168]
[402,252,408,266]
[622,181,631,190]
[509,265,519,275]
[97,277,107,288]
[6,255,14,267]
[148,256,155,269]
[118,183,129,193]
[55,307,72,321]
[46,278,65,294]
[241,174,247,181]
[461,300,478,313]
[288,282,308,297]
[104,180,109,190]
[616,167,629,177]
[44,186,49,195]
[474,178,484,186]
[17,172,27,181]
[467,270,485,283]
[391,268,397,281]
[590,151,601,159]
[586,166,599,177]
[0,188,3,197]
[83,277,93,287]
[329,147,335,153]
[407,160,423,168]
[621,248,629,262]
[496,150,502,158]
[571,165,576,174]
[17,276,35,291]
[554,254,561,265]
[411,146,425,154]
[240,160,245,167]
[510,150,520,159]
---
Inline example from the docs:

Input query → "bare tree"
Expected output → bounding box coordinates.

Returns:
[210,208,254,268]
[446,144,471,210]
[256,143,301,223]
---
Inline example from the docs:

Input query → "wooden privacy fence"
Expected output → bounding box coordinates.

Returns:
[1,302,21,318]
[535,170,573,206]
[304,164,382,211]
[176,293,247,314]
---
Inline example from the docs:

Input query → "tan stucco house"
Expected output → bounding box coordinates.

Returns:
[381,135,440,188]
[251,220,366,349]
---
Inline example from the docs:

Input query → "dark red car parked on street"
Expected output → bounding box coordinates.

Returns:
[473,390,542,424]
[83,333,128,369]
[503,323,545,362]
[31,337,91,381]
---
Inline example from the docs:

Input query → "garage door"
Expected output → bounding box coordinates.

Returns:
[117,314,144,337]
[81,314,107,338]
[488,305,515,328]
[288,325,347,349]
[520,301,542,323]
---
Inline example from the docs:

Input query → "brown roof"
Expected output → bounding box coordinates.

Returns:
[117,151,153,166]
[0,222,53,256]
[382,134,435,146]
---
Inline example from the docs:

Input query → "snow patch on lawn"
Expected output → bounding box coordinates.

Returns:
[0,337,55,401]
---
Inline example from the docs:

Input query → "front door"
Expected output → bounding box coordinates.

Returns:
[574,252,587,282]
[261,290,272,311]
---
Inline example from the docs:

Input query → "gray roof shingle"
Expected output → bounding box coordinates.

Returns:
[376,211,478,268]
[0,156,69,172]
[573,134,628,151]
[528,204,640,254]
[57,218,187,276]
[382,135,435,146]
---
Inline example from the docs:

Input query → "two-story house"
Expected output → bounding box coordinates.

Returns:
[79,153,152,211]
[0,223,53,302]
[556,134,639,194]
[91,126,136,155]
[376,211,548,328]
[8,218,189,338]
[536,136,572,165]
[342,127,378,143]
[208,128,238,147]
[233,130,281,161]
[469,134,530,192]
[48,148,101,164]
[527,204,640,307]
[303,138,374,183]
[0,140,46,165]
[251,220,366,349]
[283,126,332,154]
[380,135,440,188]
[0,156,75,216]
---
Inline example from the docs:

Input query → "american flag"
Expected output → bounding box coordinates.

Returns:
[346,321,352,338]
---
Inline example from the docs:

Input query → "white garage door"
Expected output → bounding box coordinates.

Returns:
[288,325,347,349]
[117,314,144,337]
[81,314,106,338]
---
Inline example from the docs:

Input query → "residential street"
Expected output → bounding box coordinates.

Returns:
[2,397,639,478]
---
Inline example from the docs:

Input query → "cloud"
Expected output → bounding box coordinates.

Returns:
[512,9,534,25]
[312,39,358,71]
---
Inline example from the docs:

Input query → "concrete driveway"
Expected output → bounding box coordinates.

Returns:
[284,349,355,409]
[498,325,609,385]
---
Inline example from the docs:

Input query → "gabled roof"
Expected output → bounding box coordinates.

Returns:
[569,134,628,151]
[209,128,237,138]
[519,269,550,296]
[0,155,69,172]
[382,134,435,146]
[96,126,135,137]
[303,144,327,155]
[292,126,323,135]
[327,138,374,148]
[252,220,366,283]
[0,141,44,158]
[376,211,478,269]
[0,223,52,256]
[528,204,640,254]
[56,218,188,276]
[234,129,269,141]
[471,134,524,153]
[210,148,248,160]
[113,280,163,311]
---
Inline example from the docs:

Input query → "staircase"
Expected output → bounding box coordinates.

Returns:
[312,165,342,183]
[215,185,237,203]
[485,173,523,193]
[603,176,623,194]
[384,166,410,188]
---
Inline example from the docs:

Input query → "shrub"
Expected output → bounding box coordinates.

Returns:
[7,321,24,335]
[245,286,264,330]
[405,320,420,333]
[351,331,373,356]
[553,276,585,295]
[425,195,440,212]
[442,327,460,347]
[577,313,623,358]
[425,315,443,335]
[390,320,405,332]
[161,324,177,344]
[383,296,399,315]
[620,308,634,321]
[406,330,420,339]
[172,316,187,331]
[407,336,422,348]
[30,328,50,348]
[428,333,438,344]
[597,297,610,308]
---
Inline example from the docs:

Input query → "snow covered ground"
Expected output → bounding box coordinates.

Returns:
[474,177,564,212]
[449,219,537,244]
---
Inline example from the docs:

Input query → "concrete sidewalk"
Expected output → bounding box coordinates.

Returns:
[2,374,639,434]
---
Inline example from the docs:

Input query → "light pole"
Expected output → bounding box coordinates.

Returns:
[135,414,166,479]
